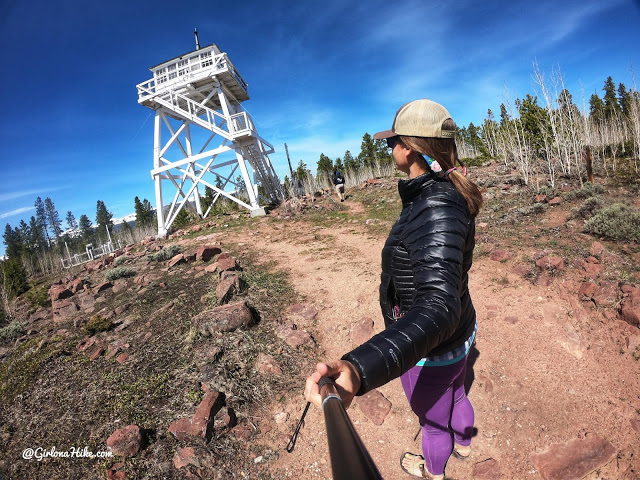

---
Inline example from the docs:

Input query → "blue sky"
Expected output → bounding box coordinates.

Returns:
[1,0,639,256]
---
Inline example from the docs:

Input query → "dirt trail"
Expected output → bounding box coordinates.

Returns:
[230,201,640,479]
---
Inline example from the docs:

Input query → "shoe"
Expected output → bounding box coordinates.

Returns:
[400,452,444,479]
[452,443,471,460]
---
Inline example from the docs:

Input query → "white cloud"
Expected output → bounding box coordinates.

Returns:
[0,206,35,219]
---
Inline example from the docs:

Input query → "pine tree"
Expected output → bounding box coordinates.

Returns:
[28,216,44,251]
[518,94,549,154]
[44,197,62,239]
[358,133,376,168]
[343,150,359,172]
[95,200,113,235]
[602,76,622,120]
[373,138,392,164]
[78,215,93,244]
[3,224,22,259]
[317,153,333,177]
[499,103,510,126]
[134,197,154,229]
[66,211,78,231]
[34,196,50,246]
[333,157,344,173]
[589,93,605,123]
[295,160,311,180]
[618,82,633,118]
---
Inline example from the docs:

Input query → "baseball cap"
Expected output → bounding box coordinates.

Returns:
[373,99,455,140]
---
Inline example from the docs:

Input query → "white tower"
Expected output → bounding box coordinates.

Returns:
[136,40,283,236]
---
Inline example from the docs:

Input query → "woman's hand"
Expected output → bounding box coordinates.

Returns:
[304,360,361,409]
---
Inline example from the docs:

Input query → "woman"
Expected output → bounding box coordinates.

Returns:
[305,98,483,479]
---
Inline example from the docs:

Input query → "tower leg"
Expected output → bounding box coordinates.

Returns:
[153,111,167,237]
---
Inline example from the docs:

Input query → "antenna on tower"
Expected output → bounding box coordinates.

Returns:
[194,28,200,50]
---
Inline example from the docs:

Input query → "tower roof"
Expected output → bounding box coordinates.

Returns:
[149,43,222,71]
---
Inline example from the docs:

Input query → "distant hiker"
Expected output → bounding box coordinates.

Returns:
[305,99,483,479]
[332,169,346,202]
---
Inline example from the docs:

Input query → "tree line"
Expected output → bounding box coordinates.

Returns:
[1,195,156,300]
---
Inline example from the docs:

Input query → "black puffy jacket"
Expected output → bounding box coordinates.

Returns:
[343,171,476,395]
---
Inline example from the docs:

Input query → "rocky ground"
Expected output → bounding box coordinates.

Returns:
[1,163,639,479]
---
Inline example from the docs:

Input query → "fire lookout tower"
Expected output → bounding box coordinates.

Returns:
[136,36,283,236]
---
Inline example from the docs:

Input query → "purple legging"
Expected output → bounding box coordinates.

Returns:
[400,354,474,475]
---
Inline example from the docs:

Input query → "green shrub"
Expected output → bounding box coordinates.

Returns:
[583,203,640,242]
[83,314,113,335]
[567,196,605,220]
[172,208,198,230]
[114,255,129,267]
[0,321,25,342]
[518,203,547,216]
[105,266,136,282]
[1,258,29,298]
[147,245,183,262]
[565,182,605,201]
[25,283,51,308]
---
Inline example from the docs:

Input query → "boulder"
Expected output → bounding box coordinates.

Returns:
[286,303,319,321]
[168,390,225,441]
[191,302,256,334]
[535,256,564,271]
[548,196,563,205]
[50,284,73,302]
[578,282,597,300]
[53,300,79,321]
[106,425,143,457]
[167,253,186,268]
[592,282,618,308]
[93,281,113,294]
[274,324,314,348]
[196,246,222,262]
[216,276,241,304]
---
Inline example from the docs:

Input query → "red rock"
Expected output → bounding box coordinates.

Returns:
[184,250,197,263]
[578,282,597,300]
[531,433,616,480]
[50,284,74,301]
[114,303,130,315]
[536,256,564,271]
[29,307,50,322]
[169,390,225,441]
[357,389,391,426]
[255,353,282,375]
[548,196,563,205]
[473,458,501,479]
[286,303,319,320]
[490,249,513,262]
[53,300,79,321]
[76,291,96,310]
[582,262,604,278]
[106,468,126,480]
[112,280,128,294]
[173,446,197,469]
[116,353,129,363]
[504,316,519,324]
[196,246,222,262]
[190,225,202,233]
[106,425,142,457]
[621,287,640,327]
[90,346,105,361]
[535,194,548,203]
[589,241,604,257]
[631,419,640,433]
[191,302,256,334]
[512,264,532,277]
[216,276,240,304]
[69,278,89,293]
[274,324,314,348]
[350,317,375,345]
[592,282,618,308]
[216,255,239,272]
[214,407,236,430]
[94,281,113,294]
[585,256,599,264]
[168,253,186,268]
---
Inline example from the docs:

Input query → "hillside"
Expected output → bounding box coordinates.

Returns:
[1,162,639,480]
